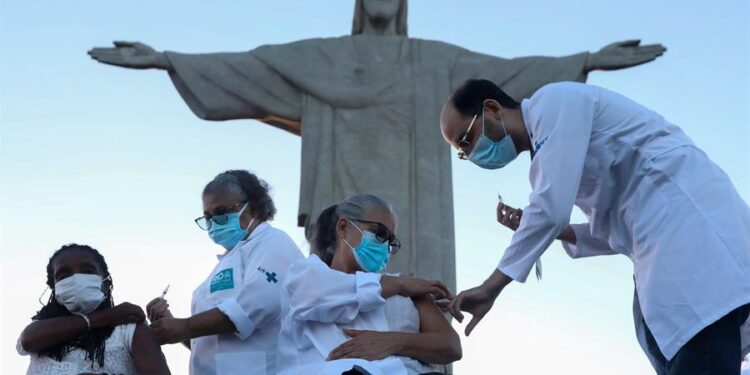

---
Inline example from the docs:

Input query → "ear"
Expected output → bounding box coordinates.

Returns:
[103,276,113,294]
[482,99,504,120]
[240,206,256,228]
[335,217,349,241]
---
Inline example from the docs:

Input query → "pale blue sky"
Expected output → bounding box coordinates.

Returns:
[2,1,748,374]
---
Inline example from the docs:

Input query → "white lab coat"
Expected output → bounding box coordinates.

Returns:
[190,222,303,375]
[497,82,750,362]
[276,255,412,375]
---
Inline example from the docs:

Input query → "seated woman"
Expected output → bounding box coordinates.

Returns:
[146,170,303,374]
[17,243,170,375]
[277,194,462,375]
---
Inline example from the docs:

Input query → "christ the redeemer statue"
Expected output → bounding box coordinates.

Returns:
[88,0,665,290]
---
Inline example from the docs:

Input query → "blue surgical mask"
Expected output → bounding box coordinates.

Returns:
[344,220,390,273]
[468,110,518,169]
[208,203,256,250]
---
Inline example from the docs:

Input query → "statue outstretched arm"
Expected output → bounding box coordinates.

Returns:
[450,39,666,100]
[88,41,303,135]
[585,39,666,71]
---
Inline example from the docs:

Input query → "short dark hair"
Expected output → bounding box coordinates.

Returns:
[450,79,519,118]
[203,170,276,222]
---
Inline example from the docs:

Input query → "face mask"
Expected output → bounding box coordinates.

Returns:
[208,203,256,250]
[468,110,518,170]
[54,273,110,314]
[344,220,390,273]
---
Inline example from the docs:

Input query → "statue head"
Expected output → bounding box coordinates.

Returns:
[352,0,408,36]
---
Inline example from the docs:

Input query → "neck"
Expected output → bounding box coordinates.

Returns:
[361,16,398,36]
[506,108,531,153]
[330,250,357,274]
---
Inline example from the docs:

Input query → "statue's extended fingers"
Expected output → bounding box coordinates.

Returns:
[88,47,118,55]
[636,45,666,55]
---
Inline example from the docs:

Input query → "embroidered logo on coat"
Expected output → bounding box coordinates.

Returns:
[257,266,278,283]
[210,268,234,293]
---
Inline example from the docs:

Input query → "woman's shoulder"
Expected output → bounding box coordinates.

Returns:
[255,224,303,254]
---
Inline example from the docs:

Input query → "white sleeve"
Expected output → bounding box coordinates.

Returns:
[498,83,597,282]
[216,233,302,340]
[561,223,618,258]
[285,256,385,324]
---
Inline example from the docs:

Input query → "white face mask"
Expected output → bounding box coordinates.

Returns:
[54,273,110,314]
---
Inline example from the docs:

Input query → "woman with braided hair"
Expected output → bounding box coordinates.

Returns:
[17,243,170,374]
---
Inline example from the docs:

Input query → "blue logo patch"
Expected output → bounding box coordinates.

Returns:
[257,266,278,283]
[210,268,234,293]
[534,137,548,153]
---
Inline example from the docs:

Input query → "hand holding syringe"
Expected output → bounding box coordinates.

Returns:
[497,194,523,231]
[146,284,173,322]
[498,194,543,280]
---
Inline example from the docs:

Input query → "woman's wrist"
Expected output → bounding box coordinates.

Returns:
[483,269,512,298]
[88,309,111,329]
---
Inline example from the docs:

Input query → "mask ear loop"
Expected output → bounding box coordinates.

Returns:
[38,286,50,306]
[499,112,509,139]
[342,219,363,250]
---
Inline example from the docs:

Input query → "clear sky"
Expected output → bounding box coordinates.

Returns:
[1,1,748,374]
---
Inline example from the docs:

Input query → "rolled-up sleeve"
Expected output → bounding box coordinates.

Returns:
[214,231,303,340]
[561,223,618,259]
[498,83,597,282]
[216,298,257,340]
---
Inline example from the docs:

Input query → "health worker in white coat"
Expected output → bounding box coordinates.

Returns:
[146,170,303,375]
[440,79,750,375]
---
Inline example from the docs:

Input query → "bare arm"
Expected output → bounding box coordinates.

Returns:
[380,275,452,300]
[394,296,462,364]
[131,323,171,375]
[20,303,145,354]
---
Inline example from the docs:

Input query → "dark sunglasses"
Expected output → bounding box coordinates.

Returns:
[194,201,246,230]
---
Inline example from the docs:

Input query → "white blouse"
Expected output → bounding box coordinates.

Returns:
[18,323,138,375]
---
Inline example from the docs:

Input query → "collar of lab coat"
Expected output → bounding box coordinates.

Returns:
[520,98,535,161]
[216,222,271,260]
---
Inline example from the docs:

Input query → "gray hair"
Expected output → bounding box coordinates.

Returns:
[351,0,408,36]
[311,193,396,265]
[202,170,277,222]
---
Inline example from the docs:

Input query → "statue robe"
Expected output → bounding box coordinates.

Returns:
[164,35,589,288]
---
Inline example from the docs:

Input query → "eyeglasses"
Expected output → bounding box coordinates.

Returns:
[353,219,402,255]
[194,201,247,230]
[457,113,480,160]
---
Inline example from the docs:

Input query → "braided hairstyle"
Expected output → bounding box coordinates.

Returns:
[203,170,276,222]
[33,244,115,368]
[311,193,396,266]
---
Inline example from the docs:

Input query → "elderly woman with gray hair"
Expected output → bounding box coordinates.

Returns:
[145,170,303,375]
[276,193,462,375]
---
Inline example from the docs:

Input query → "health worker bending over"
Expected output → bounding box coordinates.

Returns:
[146,170,303,375]
[441,80,750,375]
[277,193,462,375]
